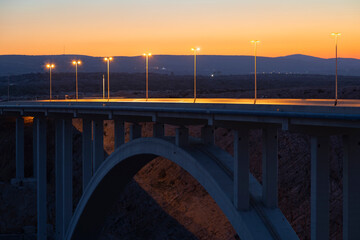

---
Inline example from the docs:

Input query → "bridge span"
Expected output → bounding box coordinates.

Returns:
[1,98,360,240]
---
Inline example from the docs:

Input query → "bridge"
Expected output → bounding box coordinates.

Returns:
[1,98,360,240]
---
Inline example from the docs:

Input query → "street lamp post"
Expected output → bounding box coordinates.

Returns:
[251,40,260,104]
[143,53,152,101]
[102,74,105,100]
[331,33,341,106]
[72,60,81,100]
[191,47,200,103]
[104,57,113,101]
[46,64,55,100]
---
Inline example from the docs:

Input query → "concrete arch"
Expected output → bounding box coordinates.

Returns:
[65,137,297,240]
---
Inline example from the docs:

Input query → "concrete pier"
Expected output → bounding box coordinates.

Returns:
[311,136,329,240]
[15,117,24,179]
[343,135,360,240]
[82,119,92,191]
[262,127,278,208]
[62,119,73,234]
[114,120,125,148]
[55,119,64,240]
[130,123,141,140]
[233,128,249,210]
[36,117,47,240]
[92,119,103,171]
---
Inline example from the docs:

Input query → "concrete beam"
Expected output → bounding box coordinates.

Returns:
[213,120,279,130]
[82,119,92,191]
[156,117,207,126]
[36,117,47,240]
[153,123,164,138]
[343,135,360,240]
[16,117,24,179]
[55,119,64,240]
[262,127,278,208]
[129,123,141,140]
[288,125,359,136]
[311,136,329,240]
[62,119,73,234]
[201,126,214,145]
[114,119,125,148]
[112,115,152,123]
[233,128,249,210]
[175,127,189,147]
[92,119,103,171]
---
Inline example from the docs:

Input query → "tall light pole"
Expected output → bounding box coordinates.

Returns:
[72,60,81,100]
[251,40,260,104]
[102,74,105,100]
[331,33,341,106]
[46,64,55,100]
[143,53,152,101]
[104,57,113,101]
[191,47,200,102]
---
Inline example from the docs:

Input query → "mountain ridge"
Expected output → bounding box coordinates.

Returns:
[0,54,359,76]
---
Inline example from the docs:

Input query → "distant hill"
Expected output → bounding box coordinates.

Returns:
[0,54,359,76]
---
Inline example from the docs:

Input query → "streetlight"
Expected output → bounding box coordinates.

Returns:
[191,47,200,102]
[104,57,113,101]
[331,33,341,106]
[102,74,105,100]
[46,63,55,100]
[143,53,152,101]
[72,60,81,100]
[251,40,260,104]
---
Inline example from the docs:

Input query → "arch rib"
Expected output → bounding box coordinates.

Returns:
[66,137,298,240]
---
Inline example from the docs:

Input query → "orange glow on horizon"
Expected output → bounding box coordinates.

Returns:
[0,1,359,59]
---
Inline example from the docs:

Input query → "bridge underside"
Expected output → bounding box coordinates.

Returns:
[66,137,297,240]
[3,100,360,239]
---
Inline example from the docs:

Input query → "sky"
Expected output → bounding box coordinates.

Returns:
[0,0,359,58]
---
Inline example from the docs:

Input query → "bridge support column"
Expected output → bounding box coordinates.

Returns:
[343,135,360,240]
[114,120,125,148]
[130,123,141,140]
[92,119,103,171]
[233,128,249,210]
[33,119,37,178]
[176,127,188,147]
[262,127,278,208]
[154,123,164,137]
[201,126,214,145]
[16,117,24,179]
[311,136,329,240]
[55,119,64,240]
[36,117,47,240]
[82,119,92,191]
[62,119,73,234]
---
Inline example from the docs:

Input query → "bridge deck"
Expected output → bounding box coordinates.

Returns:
[1,98,360,129]
[34,97,360,107]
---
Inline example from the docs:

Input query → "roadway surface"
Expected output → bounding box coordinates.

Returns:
[35,98,360,107]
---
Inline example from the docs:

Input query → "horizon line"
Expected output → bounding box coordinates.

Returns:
[1,53,359,60]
